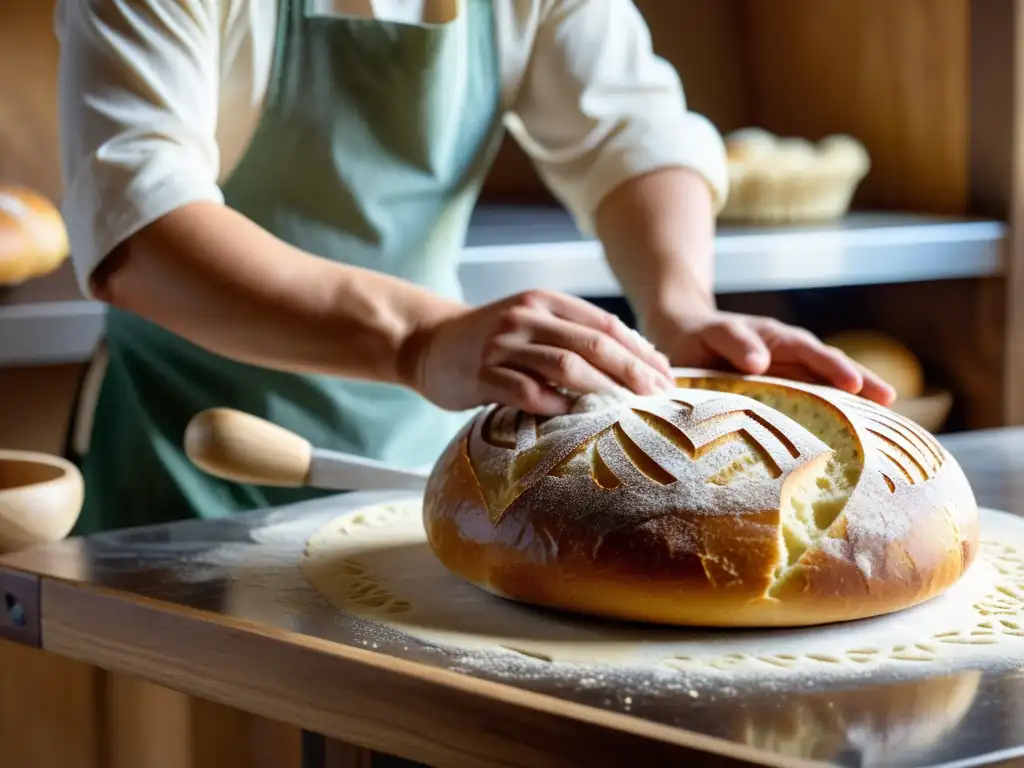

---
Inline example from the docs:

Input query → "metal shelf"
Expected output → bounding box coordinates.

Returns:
[459,207,1007,304]
[0,207,1009,367]
[0,300,105,367]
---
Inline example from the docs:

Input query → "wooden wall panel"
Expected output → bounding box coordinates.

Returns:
[0,0,972,214]
[0,364,82,454]
[482,0,749,201]
[860,279,1007,431]
[0,0,63,200]
[741,0,970,215]
[640,0,750,135]
[969,0,1024,426]
[484,0,972,215]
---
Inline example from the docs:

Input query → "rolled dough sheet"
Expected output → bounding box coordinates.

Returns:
[301,502,1024,678]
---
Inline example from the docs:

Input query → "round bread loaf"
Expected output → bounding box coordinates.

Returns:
[825,330,925,400]
[0,186,70,285]
[423,369,979,628]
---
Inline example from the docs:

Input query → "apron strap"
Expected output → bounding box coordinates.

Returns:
[63,340,109,463]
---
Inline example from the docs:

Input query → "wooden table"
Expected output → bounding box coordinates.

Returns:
[3,428,1024,768]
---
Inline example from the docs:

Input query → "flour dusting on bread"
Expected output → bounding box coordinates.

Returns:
[424,370,978,628]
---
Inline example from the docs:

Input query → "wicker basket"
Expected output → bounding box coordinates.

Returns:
[720,129,870,224]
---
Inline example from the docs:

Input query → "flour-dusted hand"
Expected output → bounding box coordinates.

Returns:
[645,308,896,406]
[406,290,675,415]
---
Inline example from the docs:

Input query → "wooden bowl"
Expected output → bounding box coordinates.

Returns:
[0,450,84,554]
[890,389,954,433]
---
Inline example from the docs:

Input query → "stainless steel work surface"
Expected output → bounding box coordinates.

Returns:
[3,428,1024,767]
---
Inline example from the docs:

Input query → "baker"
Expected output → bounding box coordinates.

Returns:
[55,0,893,535]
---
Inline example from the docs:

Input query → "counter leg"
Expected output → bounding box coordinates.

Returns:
[301,730,427,768]
[300,730,325,768]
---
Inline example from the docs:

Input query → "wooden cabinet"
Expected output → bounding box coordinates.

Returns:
[0,644,100,768]
[0,1,62,202]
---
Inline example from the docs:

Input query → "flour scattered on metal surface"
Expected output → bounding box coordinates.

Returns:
[187,497,1024,685]
[300,501,1024,678]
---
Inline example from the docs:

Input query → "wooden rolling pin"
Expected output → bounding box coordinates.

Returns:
[184,408,430,493]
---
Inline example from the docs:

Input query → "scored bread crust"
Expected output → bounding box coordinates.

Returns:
[422,368,979,628]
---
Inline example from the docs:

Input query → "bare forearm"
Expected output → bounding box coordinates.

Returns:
[94,202,462,384]
[594,168,717,329]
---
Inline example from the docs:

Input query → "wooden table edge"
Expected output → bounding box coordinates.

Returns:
[25,574,817,768]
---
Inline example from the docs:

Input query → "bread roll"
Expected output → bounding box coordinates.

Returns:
[423,370,978,628]
[0,186,70,285]
[826,330,925,400]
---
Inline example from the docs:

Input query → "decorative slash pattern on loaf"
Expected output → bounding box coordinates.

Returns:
[423,369,979,627]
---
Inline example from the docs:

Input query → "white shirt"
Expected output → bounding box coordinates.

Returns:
[56,0,729,297]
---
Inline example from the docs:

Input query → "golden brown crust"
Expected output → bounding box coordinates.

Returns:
[0,186,70,285]
[423,369,980,627]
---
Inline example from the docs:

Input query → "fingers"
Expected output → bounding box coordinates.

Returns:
[769,333,897,406]
[789,338,896,405]
[494,292,673,396]
[790,338,863,393]
[761,361,820,384]
[525,315,672,395]
[701,319,771,373]
[478,367,573,416]
[531,291,673,380]
[850,361,897,406]
[483,293,901,414]
[498,344,624,397]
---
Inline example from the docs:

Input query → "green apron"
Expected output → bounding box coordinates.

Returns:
[75,0,503,534]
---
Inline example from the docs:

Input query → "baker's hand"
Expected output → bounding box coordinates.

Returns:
[645,307,896,406]
[409,290,674,415]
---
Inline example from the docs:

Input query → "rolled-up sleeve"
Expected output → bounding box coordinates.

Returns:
[56,0,224,296]
[506,0,728,235]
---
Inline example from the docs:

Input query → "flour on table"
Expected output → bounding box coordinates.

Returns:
[300,501,1024,677]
